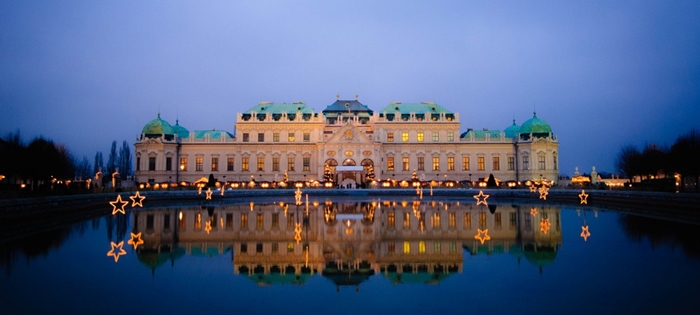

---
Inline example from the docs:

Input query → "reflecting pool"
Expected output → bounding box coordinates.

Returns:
[2,196,699,314]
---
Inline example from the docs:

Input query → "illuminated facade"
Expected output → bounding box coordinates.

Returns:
[134,98,559,185]
[132,200,563,284]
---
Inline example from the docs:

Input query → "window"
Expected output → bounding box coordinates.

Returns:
[287,214,295,228]
[303,132,310,142]
[211,157,218,171]
[272,213,279,228]
[495,212,502,229]
[403,212,410,228]
[272,243,278,253]
[149,157,156,171]
[288,132,295,142]
[242,133,249,142]
[417,132,424,142]
[387,132,394,142]
[462,157,470,170]
[256,243,263,253]
[227,158,234,171]
[402,132,409,142]
[196,157,203,171]
[479,212,486,226]
[464,213,471,228]
[258,133,264,142]
[226,213,233,228]
[419,241,426,254]
[447,132,454,142]
[447,157,455,171]
[434,242,441,253]
[417,157,424,171]
[449,212,456,227]
[431,212,441,228]
[432,132,439,142]
[194,213,202,230]
[257,157,264,171]
[387,157,394,171]
[242,157,249,171]
[166,157,172,171]
[523,156,529,170]
[240,213,248,228]
[403,241,411,254]
[273,132,280,142]
[180,158,188,171]
[432,157,440,171]
[287,157,295,171]
[256,213,264,229]
[179,212,186,229]
[388,212,395,228]
[272,157,280,172]
[450,242,457,253]
[402,157,409,171]
[477,157,485,171]
[287,243,294,253]
[510,212,517,228]
[508,157,515,170]
[553,153,558,170]
[388,242,395,254]
[146,214,154,229]
[539,156,546,170]
[303,157,310,171]
[240,243,247,253]
[136,157,140,171]
[493,157,499,171]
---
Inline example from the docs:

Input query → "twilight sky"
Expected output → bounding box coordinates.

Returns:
[1,0,699,175]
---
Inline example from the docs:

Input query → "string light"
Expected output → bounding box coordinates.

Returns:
[579,190,588,204]
[127,232,144,250]
[107,241,127,262]
[205,188,212,200]
[538,186,549,200]
[474,228,491,244]
[530,207,538,216]
[110,195,128,215]
[205,221,212,234]
[473,190,489,206]
[294,222,302,244]
[581,225,591,241]
[129,191,146,207]
[540,218,551,234]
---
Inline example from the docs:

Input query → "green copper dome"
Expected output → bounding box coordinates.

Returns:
[519,112,552,134]
[142,114,175,136]
[172,119,190,139]
[504,119,520,138]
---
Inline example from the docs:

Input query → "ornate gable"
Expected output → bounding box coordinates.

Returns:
[325,124,374,145]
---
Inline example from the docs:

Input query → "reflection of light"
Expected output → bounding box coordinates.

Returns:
[179,211,183,220]
[128,232,144,249]
[530,208,538,216]
[474,228,491,244]
[110,195,128,215]
[198,186,202,195]
[249,202,254,212]
[205,188,212,200]
[295,188,302,205]
[294,223,302,243]
[205,221,212,234]
[540,218,551,234]
[473,191,489,206]
[129,191,146,207]
[579,190,588,204]
[581,225,591,241]
[107,241,127,262]
[529,185,537,193]
[538,186,549,200]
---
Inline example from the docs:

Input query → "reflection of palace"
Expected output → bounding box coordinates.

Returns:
[132,199,562,285]
[134,98,559,185]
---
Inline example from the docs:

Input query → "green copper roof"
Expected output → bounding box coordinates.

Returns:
[172,120,190,139]
[323,100,373,114]
[504,119,520,138]
[519,112,552,134]
[244,102,314,114]
[193,130,234,139]
[378,102,453,115]
[460,129,503,139]
[142,114,174,135]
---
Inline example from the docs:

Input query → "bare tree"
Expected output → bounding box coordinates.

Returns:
[615,144,641,181]
[671,129,700,192]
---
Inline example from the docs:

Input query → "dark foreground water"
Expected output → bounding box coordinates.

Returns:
[2,196,699,315]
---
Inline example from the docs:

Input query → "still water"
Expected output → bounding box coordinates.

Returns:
[2,196,699,314]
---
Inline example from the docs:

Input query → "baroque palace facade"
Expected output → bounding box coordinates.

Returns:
[134,98,559,185]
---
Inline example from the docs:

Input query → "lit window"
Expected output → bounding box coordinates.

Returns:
[432,132,439,142]
[402,132,408,142]
[462,157,469,170]
[387,157,394,171]
[180,157,188,171]
[195,213,202,230]
[477,157,484,171]
[493,157,499,171]
[256,213,263,229]
[241,213,248,228]
[273,132,279,142]
[387,132,394,142]
[431,212,441,228]
[403,212,410,228]
[432,157,440,171]
[402,157,409,171]
[417,132,424,142]
[288,157,295,171]
[272,157,280,172]
[464,213,471,228]
[434,242,441,253]
[449,212,456,227]
[303,157,310,171]
[388,212,395,228]
[447,157,454,171]
[419,241,426,254]
[242,157,249,171]
[179,212,186,229]
[211,157,218,171]
[417,157,424,171]
[403,241,411,254]
[288,133,295,142]
[196,157,203,171]
[287,242,294,253]
[257,157,264,171]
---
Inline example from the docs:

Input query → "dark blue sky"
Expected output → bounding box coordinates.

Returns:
[2,1,699,175]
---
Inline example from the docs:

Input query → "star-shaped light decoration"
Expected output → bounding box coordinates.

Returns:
[538,186,549,200]
[107,241,127,262]
[129,191,146,207]
[110,195,128,215]
[205,221,212,234]
[474,228,491,245]
[579,190,588,205]
[294,222,302,244]
[581,225,591,241]
[295,188,303,205]
[474,190,489,206]
[128,232,144,250]
[540,218,551,234]
[530,207,538,216]
[529,185,538,193]
[205,188,212,200]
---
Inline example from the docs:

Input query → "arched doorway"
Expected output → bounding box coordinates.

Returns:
[341,158,356,184]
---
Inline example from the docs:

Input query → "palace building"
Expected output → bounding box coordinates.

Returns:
[134,98,559,186]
